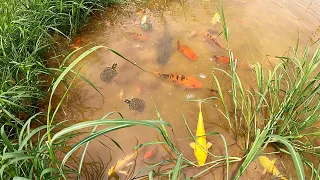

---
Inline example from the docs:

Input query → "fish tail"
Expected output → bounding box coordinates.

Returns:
[212,55,219,62]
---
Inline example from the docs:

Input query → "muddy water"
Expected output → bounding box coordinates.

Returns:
[55,0,320,179]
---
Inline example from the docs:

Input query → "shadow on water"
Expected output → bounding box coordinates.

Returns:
[52,0,320,179]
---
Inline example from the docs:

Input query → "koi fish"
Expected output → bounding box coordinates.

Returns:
[190,102,212,166]
[108,151,138,176]
[144,148,156,159]
[212,55,236,64]
[211,13,221,25]
[203,31,227,51]
[126,32,147,42]
[258,156,288,180]
[177,40,197,61]
[150,71,203,89]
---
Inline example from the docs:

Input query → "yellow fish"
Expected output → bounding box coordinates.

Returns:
[190,102,212,166]
[258,156,288,180]
[211,13,220,25]
[108,151,138,176]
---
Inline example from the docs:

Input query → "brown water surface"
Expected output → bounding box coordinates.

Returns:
[54,0,320,179]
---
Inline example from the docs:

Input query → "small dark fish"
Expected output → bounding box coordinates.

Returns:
[156,18,173,65]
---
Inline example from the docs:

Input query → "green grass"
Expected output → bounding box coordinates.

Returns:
[210,1,320,179]
[0,0,124,130]
[1,0,320,179]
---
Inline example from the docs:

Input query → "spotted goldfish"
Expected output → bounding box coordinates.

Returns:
[108,151,138,176]
[212,55,236,64]
[203,31,227,51]
[150,71,203,89]
[177,40,197,61]
[126,32,147,42]
[258,156,288,180]
[190,102,212,166]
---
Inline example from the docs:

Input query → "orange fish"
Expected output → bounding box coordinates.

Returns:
[203,31,227,51]
[127,32,147,42]
[150,71,203,89]
[136,85,141,94]
[212,55,236,64]
[69,37,81,49]
[177,40,197,61]
[144,148,156,159]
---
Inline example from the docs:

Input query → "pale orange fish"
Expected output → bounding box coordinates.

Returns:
[126,32,147,42]
[119,90,124,100]
[177,40,197,61]
[212,55,236,64]
[136,85,141,94]
[202,31,227,51]
[242,63,255,70]
[150,71,203,89]
[144,148,156,159]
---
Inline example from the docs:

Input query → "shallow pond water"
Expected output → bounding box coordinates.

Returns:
[54,0,320,179]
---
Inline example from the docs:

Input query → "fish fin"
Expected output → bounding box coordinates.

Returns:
[177,40,180,50]
[198,101,202,112]
[190,142,195,149]
[263,168,267,174]
[207,142,212,149]
[118,170,128,175]
[125,161,134,167]
[271,158,277,165]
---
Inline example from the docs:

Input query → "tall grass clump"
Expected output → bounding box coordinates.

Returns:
[0,0,123,131]
[209,1,320,179]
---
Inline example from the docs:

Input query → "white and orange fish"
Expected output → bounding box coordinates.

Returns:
[108,151,138,176]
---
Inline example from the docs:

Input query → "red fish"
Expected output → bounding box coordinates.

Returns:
[144,148,156,159]
[203,31,227,51]
[69,37,81,49]
[177,40,197,61]
[150,71,203,89]
[127,32,147,42]
[212,55,236,64]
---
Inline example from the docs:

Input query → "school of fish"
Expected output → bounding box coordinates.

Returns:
[85,11,262,178]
